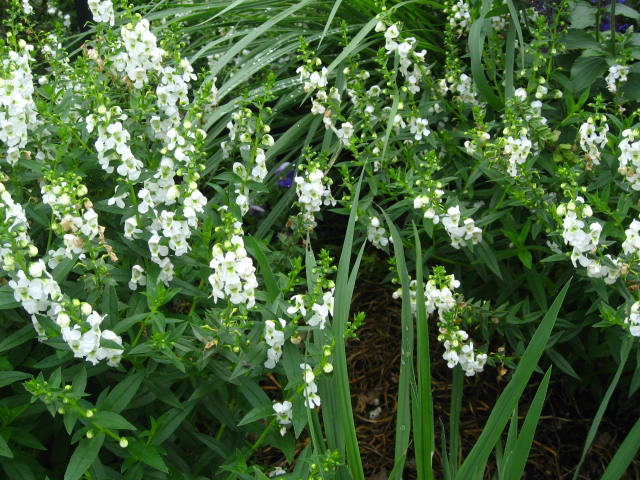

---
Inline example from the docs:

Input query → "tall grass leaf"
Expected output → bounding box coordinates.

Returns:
[208,0,314,78]
[505,0,525,67]
[468,0,502,110]
[319,0,343,47]
[413,225,434,480]
[384,215,413,479]
[449,365,463,477]
[600,415,640,480]
[457,279,570,477]
[572,338,633,480]
[322,173,365,480]
[503,367,552,479]
[245,236,279,304]
[327,17,378,74]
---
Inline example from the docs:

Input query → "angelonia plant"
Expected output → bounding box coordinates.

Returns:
[1,0,640,478]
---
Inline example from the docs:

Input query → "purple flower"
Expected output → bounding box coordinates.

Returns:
[278,170,294,188]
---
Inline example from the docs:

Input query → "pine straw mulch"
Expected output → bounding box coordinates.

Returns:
[347,279,640,479]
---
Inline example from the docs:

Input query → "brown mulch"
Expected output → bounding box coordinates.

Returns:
[347,278,640,479]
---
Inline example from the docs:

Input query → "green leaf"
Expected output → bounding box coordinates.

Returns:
[245,236,279,304]
[571,55,607,92]
[503,367,552,479]
[102,372,145,413]
[0,371,31,388]
[0,326,34,354]
[238,403,274,427]
[545,348,580,380]
[127,438,169,474]
[0,286,20,310]
[0,431,14,458]
[573,339,634,480]
[601,415,640,480]
[90,411,136,431]
[615,3,640,20]
[64,433,105,480]
[570,1,597,28]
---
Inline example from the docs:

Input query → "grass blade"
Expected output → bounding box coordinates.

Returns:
[384,215,413,479]
[412,225,435,480]
[601,414,640,480]
[449,366,463,477]
[321,173,366,480]
[457,279,571,477]
[572,338,633,480]
[503,367,552,479]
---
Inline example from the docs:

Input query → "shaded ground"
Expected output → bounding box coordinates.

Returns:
[347,277,640,479]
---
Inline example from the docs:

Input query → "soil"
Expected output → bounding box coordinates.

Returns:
[346,277,640,480]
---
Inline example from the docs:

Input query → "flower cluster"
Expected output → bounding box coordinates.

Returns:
[0,182,122,366]
[208,220,258,308]
[296,61,328,93]
[41,171,101,261]
[414,186,445,224]
[503,131,533,177]
[0,40,37,166]
[624,301,640,337]
[393,267,487,376]
[88,0,115,26]
[224,108,275,215]
[441,205,482,249]
[605,64,629,94]
[264,319,287,369]
[375,20,428,94]
[618,128,640,190]
[300,363,321,408]
[86,105,142,179]
[445,0,472,36]
[111,18,165,89]
[294,163,336,229]
[367,216,391,249]
[557,197,620,283]
[287,287,335,331]
[578,116,609,166]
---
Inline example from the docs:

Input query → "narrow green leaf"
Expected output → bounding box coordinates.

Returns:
[457,280,570,477]
[412,225,434,480]
[90,411,136,431]
[503,367,552,479]
[385,215,413,479]
[601,415,640,480]
[64,433,105,480]
[573,338,633,480]
[0,432,14,458]
[0,325,34,354]
[127,438,169,474]
[0,371,31,389]
[245,236,279,304]
[102,372,145,414]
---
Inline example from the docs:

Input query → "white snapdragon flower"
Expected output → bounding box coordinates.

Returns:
[264,319,286,369]
[625,301,640,337]
[300,363,321,408]
[618,129,640,190]
[128,264,146,290]
[88,0,115,26]
[294,165,336,229]
[367,216,391,249]
[605,64,629,94]
[504,133,532,177]
[578,118,609,165]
